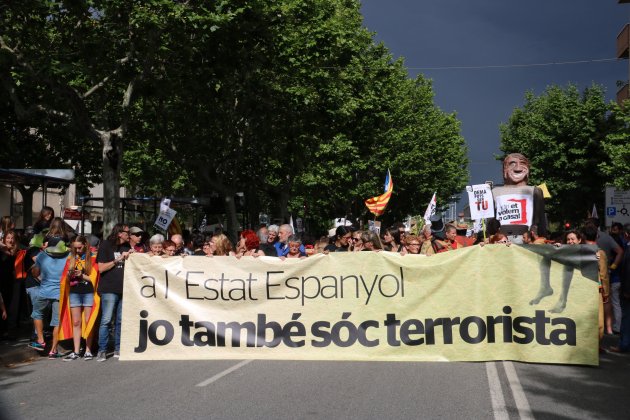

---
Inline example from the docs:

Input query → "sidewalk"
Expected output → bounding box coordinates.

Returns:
[0,323,71,367]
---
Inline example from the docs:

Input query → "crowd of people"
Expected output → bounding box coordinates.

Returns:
[1,205,629,361]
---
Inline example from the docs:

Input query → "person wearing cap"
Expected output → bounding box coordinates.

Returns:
[30,236,70,357]
[96,224,132,362]
[129,227,146,253]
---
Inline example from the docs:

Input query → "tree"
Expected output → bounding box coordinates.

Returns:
[600,102,630,190]
[0,1,236,235]
[499,84,619,225]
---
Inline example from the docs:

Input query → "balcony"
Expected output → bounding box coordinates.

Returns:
[617,83,629,106]
[617,24,630,58]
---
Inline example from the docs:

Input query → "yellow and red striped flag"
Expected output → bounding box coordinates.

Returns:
[365,170,393,216]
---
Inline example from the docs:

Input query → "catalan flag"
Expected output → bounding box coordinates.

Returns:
[365,170,393,216]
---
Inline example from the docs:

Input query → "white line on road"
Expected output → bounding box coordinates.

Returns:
[503,361,534,420]
[485,362,509,420]
[195,360,253,387]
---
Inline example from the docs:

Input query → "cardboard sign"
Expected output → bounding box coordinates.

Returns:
[495,194,533,226]
[466,184,495,220]
[154,207,177,231]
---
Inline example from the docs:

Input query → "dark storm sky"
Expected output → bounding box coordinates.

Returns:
[360,1,627,203]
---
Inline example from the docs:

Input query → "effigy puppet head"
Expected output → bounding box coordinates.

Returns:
[503,153,530,186]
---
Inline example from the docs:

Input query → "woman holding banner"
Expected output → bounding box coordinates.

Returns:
[59,236,100,361]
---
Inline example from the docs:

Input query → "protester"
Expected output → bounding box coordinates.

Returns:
[147,234,165,256]
[314,237,330,254]
[283,235,306,259]
[171,233,191,256]
[582,225,610,350]
[212,233,234,256]
[610,224,630,353]
[0,230,19,338]
[46,217,69,243]
[96,224,132,362]
[350,230,364,252]
[276,224,306,256]
[361,231,383,252]
[24,233,44,342]
[129,227,147,253]
[488,232,510,245]
[429,225,457,253]
[258,226,277,256]
[235,230,264,257]
[163,240,177,256]
[0,216,15,250]
[585,218,623,335]
[30,237,69,358]
[420,225,436,256]
[324,226,352,253]
[59,236,99,361]
[202,240,214,256]
[33,206,54,234]
[453,222,475,247]
[381,227,402,252]
[401,234,422,255]
[191,233,206,256]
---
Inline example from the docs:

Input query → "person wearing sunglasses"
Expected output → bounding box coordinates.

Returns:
[129,227,146,253]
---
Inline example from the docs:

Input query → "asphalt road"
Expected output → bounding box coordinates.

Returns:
[1,345,629,420]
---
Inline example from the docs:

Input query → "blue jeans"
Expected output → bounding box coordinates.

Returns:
[98,293,122,352]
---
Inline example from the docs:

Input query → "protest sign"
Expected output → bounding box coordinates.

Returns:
[121,246,600,365]
[466,184,495,220]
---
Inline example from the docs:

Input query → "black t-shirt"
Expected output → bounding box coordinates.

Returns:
[259,243,277,257]
[68,255,95,295]
[324,244,348,252]
[97,240,130,295]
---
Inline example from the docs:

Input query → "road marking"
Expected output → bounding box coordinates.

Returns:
[195,360,253,387]
[503,361,534,420]
[485,362,509,420]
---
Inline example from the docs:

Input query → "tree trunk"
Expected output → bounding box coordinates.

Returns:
[279,190,290,224]
[101,131,122,237]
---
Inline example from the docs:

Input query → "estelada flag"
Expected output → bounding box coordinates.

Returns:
[58,254,101,341]
[365,170,393,216]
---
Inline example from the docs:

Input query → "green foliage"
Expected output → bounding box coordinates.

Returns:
[2,0,469,235]
[499,84,622,225]
[600,102,630,190]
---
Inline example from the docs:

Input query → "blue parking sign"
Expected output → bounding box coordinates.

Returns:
[607,207,616,216]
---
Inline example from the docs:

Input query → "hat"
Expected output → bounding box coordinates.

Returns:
[44,238,68,256]
[429,214,444,233]
[129,227,144,235]
[29,233,45,249]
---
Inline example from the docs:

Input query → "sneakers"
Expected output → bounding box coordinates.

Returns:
[48,351,62,359]
[63,352,80,361]
[96,351,107,362]
[114,350,120,358]
[84,351,94,361]
[28,341,46,352]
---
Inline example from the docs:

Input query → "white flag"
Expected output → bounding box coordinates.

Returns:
[423,192,437,224]
[591,204,598,219]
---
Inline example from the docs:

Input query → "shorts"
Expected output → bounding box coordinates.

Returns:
[69,293,94,308]
[32,297,60,327]
[26,286,40,307]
